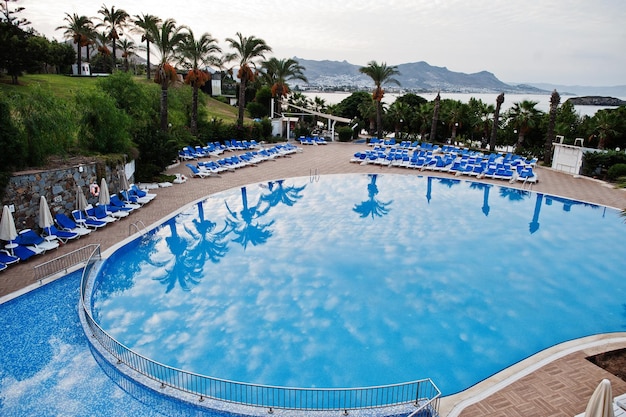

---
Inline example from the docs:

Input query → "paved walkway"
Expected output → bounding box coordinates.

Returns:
[2,142,626,416]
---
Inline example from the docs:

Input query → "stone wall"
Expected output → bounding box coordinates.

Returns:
[1,162,127,232]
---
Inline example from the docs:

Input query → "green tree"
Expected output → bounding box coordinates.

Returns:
[359,61,400,139]
[0,95,25,172]
[261,57,307,117]
[225,32,272,126]
[132,13,161,80]
[0,22,35,83]
[75,89,132,154]
[147,18,186,131]
[12,86,76,165]
[508,100,542,151]
[591,110,619,150]
[56,13,93,75]
[97,4,129,72]
[178,29,221,135]
[0,0,29,27]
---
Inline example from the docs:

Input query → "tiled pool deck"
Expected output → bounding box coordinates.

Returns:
[2,142,626,416]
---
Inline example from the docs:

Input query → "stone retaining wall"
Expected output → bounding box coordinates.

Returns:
[1,162,126,231]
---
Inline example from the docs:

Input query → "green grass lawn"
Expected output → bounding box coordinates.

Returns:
[0,73,241,122]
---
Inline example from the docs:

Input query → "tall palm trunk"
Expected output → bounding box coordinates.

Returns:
[191,84,199,135]
[376,101,383,139]
[490,93,504,152]
[159,70,169,131]
[145,41,151,79]
[429,93,440,142]
[76,44,82,74]
[544,90,560,164]
[237,76,247,126]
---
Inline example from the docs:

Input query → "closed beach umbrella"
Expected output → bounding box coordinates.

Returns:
[38,196,54,229]
[76,186,88,212]
[118,170,130,192]
[0,205,17,244]
[99,178,111,206]
[584,379,614,417]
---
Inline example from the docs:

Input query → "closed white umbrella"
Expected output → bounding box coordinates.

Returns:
[99,178,111,206]
[118,170,130,192]
[76,186,88,212]
[585,379,614,417]
[0,205,18,249]
[38,196,54,230]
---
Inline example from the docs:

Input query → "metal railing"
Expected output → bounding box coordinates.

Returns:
[34,244,101,282]
[79,249,441,414]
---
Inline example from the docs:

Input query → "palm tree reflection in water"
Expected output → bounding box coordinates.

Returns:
[152,221,202,293]
[259,179,306,209]
[188,201,229,263]
[225,186,275,249]
[353,174,393,219]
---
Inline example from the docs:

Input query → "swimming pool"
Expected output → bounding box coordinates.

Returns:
[89,173,626,397]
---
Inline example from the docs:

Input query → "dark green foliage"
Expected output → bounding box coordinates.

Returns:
[334,91,372,119]
[246,101,269,119]
[0,97,25,169]
[97,72,156,132]
[12,86,76,165]
[607,163,626,181]
[337,126,354,142]
[582,150,626,177]
[75,89,133,154]
[133,128,178,181]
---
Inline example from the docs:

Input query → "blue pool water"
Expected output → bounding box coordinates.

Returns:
[90,174,626,396]
[0,270,235,416]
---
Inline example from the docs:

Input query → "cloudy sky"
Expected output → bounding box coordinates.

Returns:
[20,0,626,86]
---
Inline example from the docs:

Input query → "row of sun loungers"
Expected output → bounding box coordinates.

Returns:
[178,140,262,160]
[298,136,328,145]
[185,143,303,179]
[0,185,157,267]
[351,144,539,183]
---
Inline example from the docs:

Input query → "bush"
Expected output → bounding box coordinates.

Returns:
[337,126,354,142]
[607,163,626,181]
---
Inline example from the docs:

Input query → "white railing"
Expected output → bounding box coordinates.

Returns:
[79,246,440,414]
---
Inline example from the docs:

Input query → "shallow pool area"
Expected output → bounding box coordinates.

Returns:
[89,174,626,396]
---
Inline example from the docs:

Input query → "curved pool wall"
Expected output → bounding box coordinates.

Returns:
[85,174,626,400]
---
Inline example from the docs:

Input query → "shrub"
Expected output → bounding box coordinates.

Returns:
[337,126,354,142]
[607,163,626,181]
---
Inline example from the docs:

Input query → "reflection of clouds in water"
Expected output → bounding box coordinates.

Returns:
[91,174,626,392]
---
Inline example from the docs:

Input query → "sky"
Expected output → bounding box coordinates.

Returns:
[18,0,626,86]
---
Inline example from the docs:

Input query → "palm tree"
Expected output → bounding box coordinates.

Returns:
[544,89,560,164]
[225,32,272,126]
[359,61,400,139]
[117,38,136,72]
[56,13,93,75]
[97,4,129,72]
[146,18,187,131]
[444,100,464,142]
[429,92,441,142]
[509,100,541,151]
[592,110,618,150]
[490,93,504,152]
[261,57,307,117]
[133,13,161,79]
[386,101,410,139]
[177,29,221,135]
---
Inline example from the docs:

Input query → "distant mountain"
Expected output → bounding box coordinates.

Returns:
[292,57,548,94]
[524,83,626,97]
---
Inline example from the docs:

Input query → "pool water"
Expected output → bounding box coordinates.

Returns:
[91,174,626,395]
[0,270,233,416]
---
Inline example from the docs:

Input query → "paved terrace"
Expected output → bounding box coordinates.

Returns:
[2,142,626,416]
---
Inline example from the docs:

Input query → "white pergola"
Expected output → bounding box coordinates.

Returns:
[273,102,352,141]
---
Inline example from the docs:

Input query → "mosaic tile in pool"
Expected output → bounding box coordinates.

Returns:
[91,174,626,395]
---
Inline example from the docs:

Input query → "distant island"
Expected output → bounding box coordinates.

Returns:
[565,96,626,106]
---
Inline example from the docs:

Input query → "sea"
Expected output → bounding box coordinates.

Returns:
[302,91,626,117]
